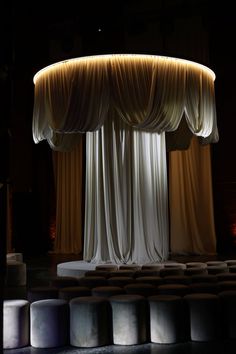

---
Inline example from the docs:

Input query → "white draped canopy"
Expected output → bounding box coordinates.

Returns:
[32,54,218,263]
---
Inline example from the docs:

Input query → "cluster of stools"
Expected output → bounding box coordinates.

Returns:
[3,258,236,349]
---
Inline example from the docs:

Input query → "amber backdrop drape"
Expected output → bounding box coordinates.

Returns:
[53,140,83,254]
[169,137,216,254]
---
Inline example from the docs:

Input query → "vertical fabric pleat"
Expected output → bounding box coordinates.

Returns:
[84,116,169,264]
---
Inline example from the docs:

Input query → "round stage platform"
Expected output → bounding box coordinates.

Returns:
[57,261,116,277]
[56,260,180,277]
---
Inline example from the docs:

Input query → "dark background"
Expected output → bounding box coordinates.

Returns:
[1,0,236,256]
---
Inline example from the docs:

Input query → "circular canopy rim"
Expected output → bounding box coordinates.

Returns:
[33,53,216,84]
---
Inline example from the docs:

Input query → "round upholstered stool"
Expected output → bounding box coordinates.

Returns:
[7,252,23,262]
[134,270,160,278]
[109,294,148,345]
[119,264,142,271]
[148,295,189,343]
[186,262,207,269]
[109,270,136,278]
[84,270,110,278]
[92,286,125,297]
[206,261,227,268]
[3,299,30,349]
[70,296,111,347]
[49,276,79,288]
[160,267,185,277]
[184,267,208,276]
[58,286,91,301]
[189,282,219,294]
[124,283,157,297]
[30,299,69,348]
[96,264,118,271]
[135,276,164,286]
[207,265,228,275]
[27,286,59,302]
[163,275,192,285]
[228,265,236,273]
[217,272,236,282]
[108,276,135,287]
[224,259,236,267]
[191,274,218,283]
[157,284,189,296]
[142,264,164,271]
[164,262,186,269]
[6,260,27,286]
[217,281,236,292]
[184,293,221,342]
[78,276,108,288]
[218,290,236,339]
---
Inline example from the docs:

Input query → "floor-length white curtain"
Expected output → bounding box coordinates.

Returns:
[83,116,169,264]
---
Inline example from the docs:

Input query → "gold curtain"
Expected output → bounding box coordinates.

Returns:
[169,137,216,255]
[52,139,83,254]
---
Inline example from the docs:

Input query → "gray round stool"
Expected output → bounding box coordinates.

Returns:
[49,276,79,288]
[218,290,236,339]
[109,270,136,278]
[78,276,108,288]
[3,299,30,349]
[157,283,189,296]
[163,275,192,285]
[84,270,110,278]
[109,294,148,345]
[91,286,125,297]
[142,264,164,271]
[148,295,189,343]
[108,276,135,287]
[207,265,228,275]
[7,252,23,262]
[119,264,141,271]
[135,276,164,286]
[134,270,160,278]
[160,268,185,277]
[217,281,236,292]
[191,274,218,283]
[6,260,26,286]
[27,286,59,303]
[124,283,157,297]
[58,286,91,301]
[217,272,236,281]
[30,299,69,348]
[184,293,220,342]
[229,265,236,273]
[224,259,236,266]
[185,267,208,276]
[164,263,186,269]
[70,296,111,347]
[206,261,227,268]
[189,282,219,294]
[186,262,207,269]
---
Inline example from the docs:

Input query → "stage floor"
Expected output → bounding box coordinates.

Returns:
[57,259,183,277]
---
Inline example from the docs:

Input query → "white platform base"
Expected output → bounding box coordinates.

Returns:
[57,261,115,277]
[57,260,178,278]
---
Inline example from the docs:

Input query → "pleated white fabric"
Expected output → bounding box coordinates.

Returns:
[32,54,218,152]
[83,117,169,264]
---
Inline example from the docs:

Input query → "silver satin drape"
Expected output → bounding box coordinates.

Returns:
[84,117,169,263]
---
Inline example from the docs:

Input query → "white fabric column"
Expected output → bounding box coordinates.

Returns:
[83,116,169,264]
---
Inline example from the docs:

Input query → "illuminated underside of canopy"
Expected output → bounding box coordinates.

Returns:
[32,54,218,151]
